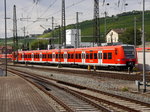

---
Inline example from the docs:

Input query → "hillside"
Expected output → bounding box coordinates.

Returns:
[40,10,150,43]
[0,11,150,47]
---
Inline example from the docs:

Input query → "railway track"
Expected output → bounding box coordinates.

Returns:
[7,67,150,112]
[7,64,150,81]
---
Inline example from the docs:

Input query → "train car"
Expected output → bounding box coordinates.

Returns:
[12,44,137,70]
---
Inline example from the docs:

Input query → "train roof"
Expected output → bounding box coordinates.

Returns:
[18,44,134,53]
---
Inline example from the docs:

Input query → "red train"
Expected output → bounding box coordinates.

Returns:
[12,44,137,70]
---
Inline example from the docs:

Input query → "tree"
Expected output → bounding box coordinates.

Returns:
[30,40,48,50]
[119,28,142,45]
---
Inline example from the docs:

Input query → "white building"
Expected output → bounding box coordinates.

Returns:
[106,29,125,43]
[66,29,81,48]
[137,48,150,71]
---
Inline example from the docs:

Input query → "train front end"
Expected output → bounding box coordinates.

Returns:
[122,45,137,69]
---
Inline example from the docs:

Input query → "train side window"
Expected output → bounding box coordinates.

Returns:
[108,53,112,59]
[79,54,81,59]
[94,53,97,59]
[71,54,74,59]
[86,53,89,59]
[103,53,107,59]
[68,54,70,59]
[90,53,93,59]
[76,54,78,59]
[56,54,58,59]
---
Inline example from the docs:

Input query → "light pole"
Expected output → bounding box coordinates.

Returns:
[142,0,146,92]
[4,0,7,76]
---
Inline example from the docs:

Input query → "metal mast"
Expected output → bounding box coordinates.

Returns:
[61,0,66,48]
[142,0,146,92]
[134,17,137,47]
[13,5,18,62]
[93,0,100,47]
[4,0,7,76]
[76,12,79,48]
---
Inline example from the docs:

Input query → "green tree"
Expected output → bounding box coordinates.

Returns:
[30,40,48,50]
[119,28,142,45]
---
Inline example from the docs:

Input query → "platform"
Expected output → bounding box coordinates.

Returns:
[0,75,55,112]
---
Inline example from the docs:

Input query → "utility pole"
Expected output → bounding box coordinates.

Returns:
[134,17,137,47]
[76,12,81,48]
[93,0,100,47]
[104,3,109,38]
[61,0,66,48]
[58,25,61,68]
[51,16,54,48]
[142,0,146,92]
[13,5,18,62]
[4,0,7,76]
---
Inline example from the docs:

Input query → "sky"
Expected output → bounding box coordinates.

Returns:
[0,0,150,38]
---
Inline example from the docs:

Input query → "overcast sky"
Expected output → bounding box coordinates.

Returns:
[0,0,149,38]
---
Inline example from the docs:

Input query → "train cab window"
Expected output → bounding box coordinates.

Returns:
[90,53,93,59]
[94,53,97,59]
[103,53,107,59]
[108,53,112,59]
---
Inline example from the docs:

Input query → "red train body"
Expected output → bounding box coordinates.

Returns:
[12,44,137,70]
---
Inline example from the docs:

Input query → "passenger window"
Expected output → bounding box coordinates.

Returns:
[90,53,93,59]
[103,53,107,59]
[79,54,81,59]
[108,53,112,59]
[86,53,89,59]
[94,53,97,59]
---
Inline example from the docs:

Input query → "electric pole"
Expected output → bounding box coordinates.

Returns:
[93,0,100,47]
[142,0,146,92]
[51,16,54,48]
[134,17,137,47]
[61,0,66,48]
[4,0,7,76]
[76,12,81,48]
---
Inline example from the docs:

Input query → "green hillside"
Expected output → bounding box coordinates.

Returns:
[1,11,150,48]
[39,11,150,43]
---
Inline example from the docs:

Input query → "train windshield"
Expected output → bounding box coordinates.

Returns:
[123,46,135,59]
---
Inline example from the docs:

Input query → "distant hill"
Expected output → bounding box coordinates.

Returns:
[40,10,150,43]
[1,11,150,47]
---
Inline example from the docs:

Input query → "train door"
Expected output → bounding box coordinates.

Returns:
[22,53,24,61]
[98,51,102,65]
[40,53,42,62]
[52,52,55,62]
[64,52,67,63]
[31,53,34,62]
[82,51,85,64]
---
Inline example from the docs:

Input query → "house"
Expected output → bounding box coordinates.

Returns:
[106,29,125,43]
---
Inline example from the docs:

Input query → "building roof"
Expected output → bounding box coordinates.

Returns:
[112,29,126,34]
